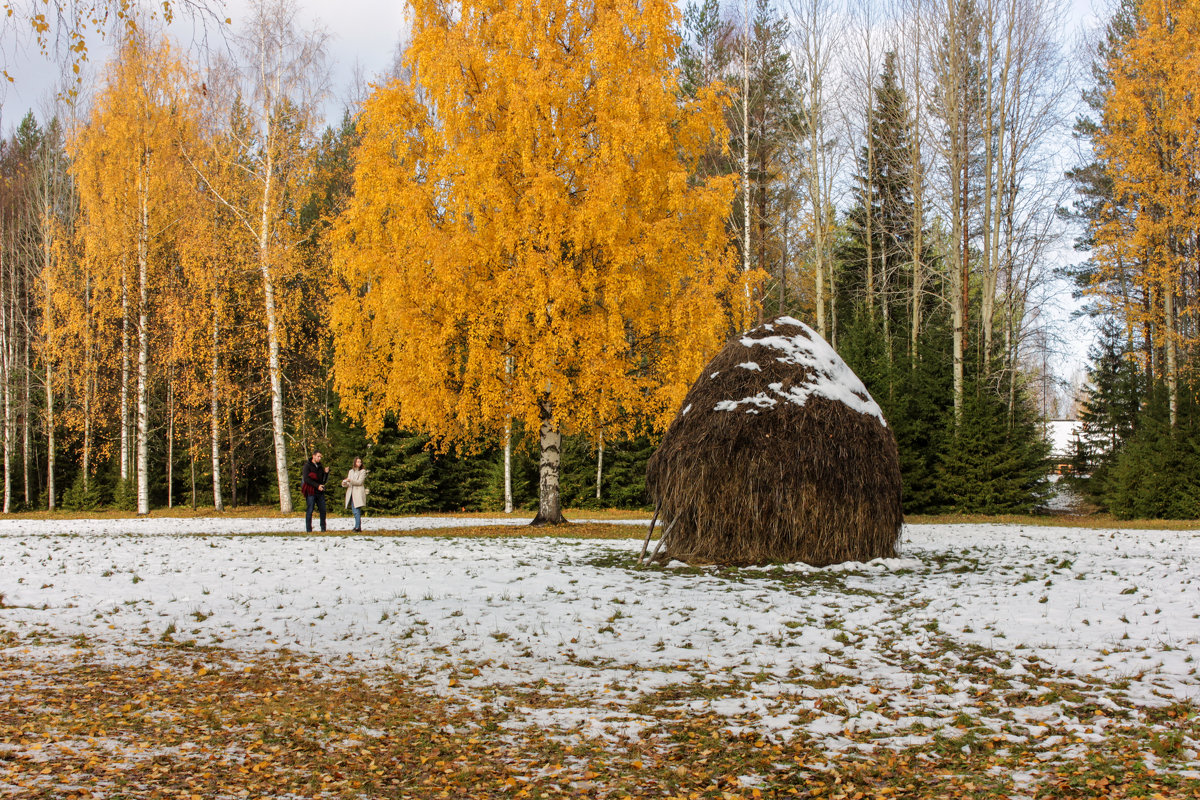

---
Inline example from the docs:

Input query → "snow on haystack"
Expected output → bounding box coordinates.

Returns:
[716,317,885,425]
[646,316,902,566]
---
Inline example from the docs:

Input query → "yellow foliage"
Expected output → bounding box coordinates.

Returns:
[332,0,754,447]
[67,30,200,450]
[1095,0,1200,363]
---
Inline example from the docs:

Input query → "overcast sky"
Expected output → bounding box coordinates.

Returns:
[0,0,409,129]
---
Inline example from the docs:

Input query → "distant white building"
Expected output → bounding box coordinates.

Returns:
[1045,420,1083,473]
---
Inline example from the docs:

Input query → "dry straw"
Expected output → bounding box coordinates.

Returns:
[645,316,902,566]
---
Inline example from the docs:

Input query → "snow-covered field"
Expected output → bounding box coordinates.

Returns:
[1,516,1197,771]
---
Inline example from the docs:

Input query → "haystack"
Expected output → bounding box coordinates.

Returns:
[644,316,902,566]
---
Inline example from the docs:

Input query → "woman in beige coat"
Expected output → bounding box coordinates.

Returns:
[341,457,368,531]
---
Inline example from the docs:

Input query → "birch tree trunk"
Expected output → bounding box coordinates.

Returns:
[531,395,565,526]
[595,431,604,503]
[1,239,10,514]
[136,164,150,516]
[189,418,197,509]
[935,0,969,422]
[907,21,926,365]
[40,208,55,512]
[503,418,513,513]
[259,180,293,513]
[167,373,174,509]
[82,273,92,493]
[210,299,224,511]
[44,359,54,511]
[120,260,130,482]
[1165,286,1178,427]
[22,289,30,507]
[741,0,751,315]
[791,0,841,341]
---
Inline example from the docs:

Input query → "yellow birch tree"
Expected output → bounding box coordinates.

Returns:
[71,31,197,513]
[331,0,752,524]
[1096,0,1200,426]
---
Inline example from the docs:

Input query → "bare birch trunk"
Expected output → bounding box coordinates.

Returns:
[167,374,174,509]
[941,0,967,422]
[1,239,10,514]
[82,273,92,493]
[503,418,513,513]
[530,395,565,526]
[259,157,293,514]
[908,39,925,364]
[136,168,150,516]
[44,360,54,511]
[1165,287,1178,427]
[120,260,130,483]
[41,211,55,512]
[951,248,965,422]
[210,299,224,511]
[595,431,604,502]
[742,0,752,317]
[189,418,197,510]
[22,290,30,507]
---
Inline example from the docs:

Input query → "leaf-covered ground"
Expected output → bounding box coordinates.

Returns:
[2,639,1196,799]
[0,516,1197,798]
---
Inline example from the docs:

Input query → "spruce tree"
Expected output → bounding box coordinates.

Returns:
[936,386,1050,514]
[367,428,439,514]
[1106,384,1200,519]
[1073,318,1141,502]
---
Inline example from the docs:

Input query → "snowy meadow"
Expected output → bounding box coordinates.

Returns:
[1,516,1198,798]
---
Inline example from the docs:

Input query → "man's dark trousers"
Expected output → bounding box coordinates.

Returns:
[305,493,327,532]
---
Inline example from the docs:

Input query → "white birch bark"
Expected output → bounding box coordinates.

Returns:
[1,238,10,514]
[22,290,30,506]
[742,0,751,311]
[789,0,842,340]
[120,260,130,483]
[503,419,513,514]
[136,161,150,516]
[82,272,92,493]
[166,373,174,509]
[210,299,224,511]
[531,395,565,525]
[595,431,604,502]
[1165,287,1178,427]
[44,333,54,511]
[259,159,292,513]
[39,205,55,511]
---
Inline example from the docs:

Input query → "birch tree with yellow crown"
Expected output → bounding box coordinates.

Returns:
[331,0,753,525]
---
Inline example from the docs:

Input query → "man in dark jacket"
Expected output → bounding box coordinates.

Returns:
[302,451,330,532]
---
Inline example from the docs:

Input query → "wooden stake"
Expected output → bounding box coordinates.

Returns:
[649,516,679,565]
[638,504,660,566]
